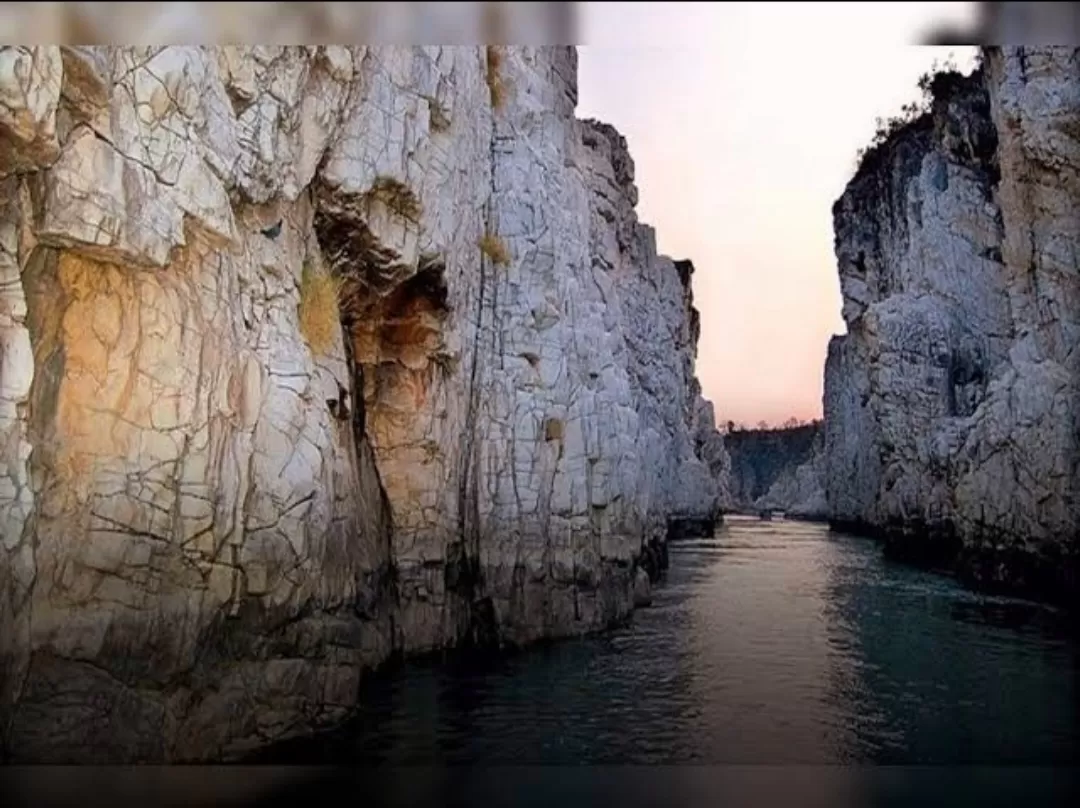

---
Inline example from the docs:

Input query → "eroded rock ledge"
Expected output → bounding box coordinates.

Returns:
[0,46,730,762]
[825,46,1080,606]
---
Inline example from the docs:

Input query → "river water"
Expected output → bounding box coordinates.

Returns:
[255,516,1080,805]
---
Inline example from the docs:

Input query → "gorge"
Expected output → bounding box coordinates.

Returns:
[0,40,1078,768]
[726,46,1080,613]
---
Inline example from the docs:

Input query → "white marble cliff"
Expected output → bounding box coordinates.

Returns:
[0,45,730,761]
[825,46,1080,603]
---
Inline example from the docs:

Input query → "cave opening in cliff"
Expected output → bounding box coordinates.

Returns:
[314,190,473,631]
[337,251,454,420]
[313,187,455,447]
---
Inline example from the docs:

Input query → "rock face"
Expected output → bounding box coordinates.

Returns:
[825,47,1080,605]
[692,395,735,517]
[755,429,827,521]
[0,45,730,762]
[725,423,824,515]
[580,122,725,543]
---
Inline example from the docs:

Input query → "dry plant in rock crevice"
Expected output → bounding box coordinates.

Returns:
[363,176,423,223]
[486,45,509,111]
[479,231,511,268]
[298,257,342,358]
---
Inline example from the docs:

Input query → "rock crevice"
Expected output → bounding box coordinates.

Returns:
[0,44,731,761]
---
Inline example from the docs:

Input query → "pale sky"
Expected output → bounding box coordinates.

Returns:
[576,2,979,426]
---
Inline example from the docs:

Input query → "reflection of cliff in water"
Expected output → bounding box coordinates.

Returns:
[821,528,1080,765]
[252,518,1080,774]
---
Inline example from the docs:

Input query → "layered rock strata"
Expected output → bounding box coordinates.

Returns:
[0,45,729,762]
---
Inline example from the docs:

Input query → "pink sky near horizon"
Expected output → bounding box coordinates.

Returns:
[575,2,979,427]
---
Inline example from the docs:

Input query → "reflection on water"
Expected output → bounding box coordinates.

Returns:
[265,516,1080,767]
[821,525,1079,765]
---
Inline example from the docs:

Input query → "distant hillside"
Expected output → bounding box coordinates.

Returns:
[724,422,822,510]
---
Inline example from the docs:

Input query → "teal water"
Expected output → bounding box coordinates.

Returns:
[270,516,1080,768]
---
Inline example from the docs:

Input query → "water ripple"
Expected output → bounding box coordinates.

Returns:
[264,519,1080,767]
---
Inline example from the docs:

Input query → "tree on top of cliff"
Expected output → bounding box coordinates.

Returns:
[851,53,969,182]
[725,419,824,438]
[916,54,961,94]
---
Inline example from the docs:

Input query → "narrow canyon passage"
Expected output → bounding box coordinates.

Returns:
[256,516,1080,767]
[1,30,1078,775]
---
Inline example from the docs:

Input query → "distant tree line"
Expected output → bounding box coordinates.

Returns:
[720,417,821,435]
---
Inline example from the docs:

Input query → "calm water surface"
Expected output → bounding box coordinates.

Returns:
[274,516,1080,768]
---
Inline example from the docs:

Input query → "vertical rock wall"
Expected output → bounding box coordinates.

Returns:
[825,47,1080,603]
[753,428,827,520]
[0,45,730,761]
[725,423,824,513]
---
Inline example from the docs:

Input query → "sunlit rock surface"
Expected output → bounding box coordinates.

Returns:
[0,45,730,761]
